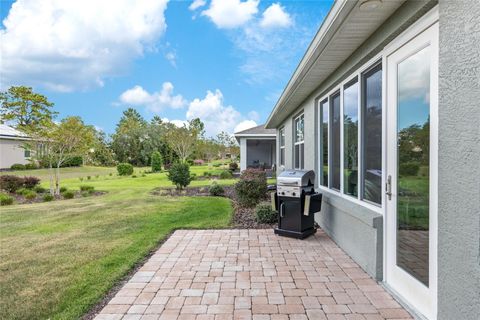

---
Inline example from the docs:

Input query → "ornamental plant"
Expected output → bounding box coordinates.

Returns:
[117,163,134,176]
[234,168,267,207]
[167,162,192,190]
[151,151,163,172]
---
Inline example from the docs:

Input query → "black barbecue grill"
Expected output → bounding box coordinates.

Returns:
[273,170,322,239]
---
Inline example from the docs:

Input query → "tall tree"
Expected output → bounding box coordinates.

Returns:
[0,86,57,133]
[111,108,147,165]
[165,125,197,163]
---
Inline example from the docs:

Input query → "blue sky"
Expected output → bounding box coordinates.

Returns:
[1,0,333,137]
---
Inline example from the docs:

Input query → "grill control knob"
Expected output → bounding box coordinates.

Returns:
[292,192,296,196]
[281,192,285,195]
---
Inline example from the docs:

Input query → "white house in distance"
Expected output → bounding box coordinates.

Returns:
[0,124,32,169]
[234,124,276,172]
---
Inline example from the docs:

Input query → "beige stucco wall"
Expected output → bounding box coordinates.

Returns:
[0,138,30,169]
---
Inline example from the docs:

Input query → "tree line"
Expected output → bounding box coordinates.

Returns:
[0,86,239,193]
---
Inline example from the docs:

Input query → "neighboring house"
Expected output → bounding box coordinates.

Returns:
[234,124,276,171]
[0,124,32,169]
[265,1,479,320]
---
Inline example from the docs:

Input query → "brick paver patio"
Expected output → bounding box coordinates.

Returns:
[94,229,412,320]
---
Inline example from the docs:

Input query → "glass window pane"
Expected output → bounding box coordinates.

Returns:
[295,115,304,142]
[344,80,359,197]
[280,128,285,147]
[362,64,382,204]
[280,148,285,166]
[300,144,304,170]
[320,100,329,187]
[294,144,299,169]
[397,46,430,286]
[331,92,341,191]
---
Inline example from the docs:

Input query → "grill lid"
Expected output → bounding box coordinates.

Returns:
[277,170,315,187]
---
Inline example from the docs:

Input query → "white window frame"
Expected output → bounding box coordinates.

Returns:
[293,113,304,170]
[279,127,285,166]
[319,98,329,187]
[316,54,383,214]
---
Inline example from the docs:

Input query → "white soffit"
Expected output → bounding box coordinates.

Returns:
[265,0,406,128]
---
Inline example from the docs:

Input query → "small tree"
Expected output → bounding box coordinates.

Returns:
[151,151,163,172]
[167,162,192,190]
[36,117,95,195]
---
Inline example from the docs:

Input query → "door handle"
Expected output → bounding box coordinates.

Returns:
[386,175,392,200]
[279,203,285,218]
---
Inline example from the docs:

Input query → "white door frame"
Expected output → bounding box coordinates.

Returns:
[383,9,439,320]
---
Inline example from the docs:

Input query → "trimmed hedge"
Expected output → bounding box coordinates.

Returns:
[219,170,233,179]
[10,163,26,170]
[62,190,75,199]
[117,163,134,176]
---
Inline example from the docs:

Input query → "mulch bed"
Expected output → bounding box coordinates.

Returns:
[7,190,107,205]
[151,186,276,229]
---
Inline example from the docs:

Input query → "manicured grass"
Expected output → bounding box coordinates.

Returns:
[0,165,234,320]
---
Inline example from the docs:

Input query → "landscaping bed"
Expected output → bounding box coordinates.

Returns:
[151,185,276,229]
[7,190,107,205]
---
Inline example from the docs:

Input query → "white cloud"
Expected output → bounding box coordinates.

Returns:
[165,51,177,67]
[260,3,292,28]
[234,120,257,133]
[202,0,259,29]
[0,0,168,92]
[189,0,206,11]
[186,89,241,136]
[162,118,189,128]
[119,82,187,112]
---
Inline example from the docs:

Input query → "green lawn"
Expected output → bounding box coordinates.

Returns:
[0,165,235,320]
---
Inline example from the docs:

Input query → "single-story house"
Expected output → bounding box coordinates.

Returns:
[235,124,276,171]
[265,1,479,320]
[0,124,33,169]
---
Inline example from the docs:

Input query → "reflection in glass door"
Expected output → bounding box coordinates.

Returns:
[385,18,438,319]
[396,46,431,286]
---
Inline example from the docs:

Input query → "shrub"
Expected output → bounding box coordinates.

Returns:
[16,188,29,196]
[0,193,14,206]
[87,176,91,180]
[10,163,26,170]
[229,162,238,171]
[23,176,40,189]
[203,171,211,177]
[59,186,68,193]
[132,175,137,178]
[0,175,24,193]
[43,194,54,202]
[25,163,38,170]
[219,170,233,179]
[167,162,193,190]
[400,162,420,176]
[62,155,83,167]
[62,190,75,199]
[255,202,277,224]
[212,163,221,167]
[24,190,37,200]
[117,163,134,176]
[209,183,225,196]
[80,185,95,192]
[234,169,267,207]
[193,159,205,166]
[79,177,84,182]
[190,173,197,180]
[34,186,46,193]
[109,173,113,176]
[95,175,99,179]
[151,151,163,172]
